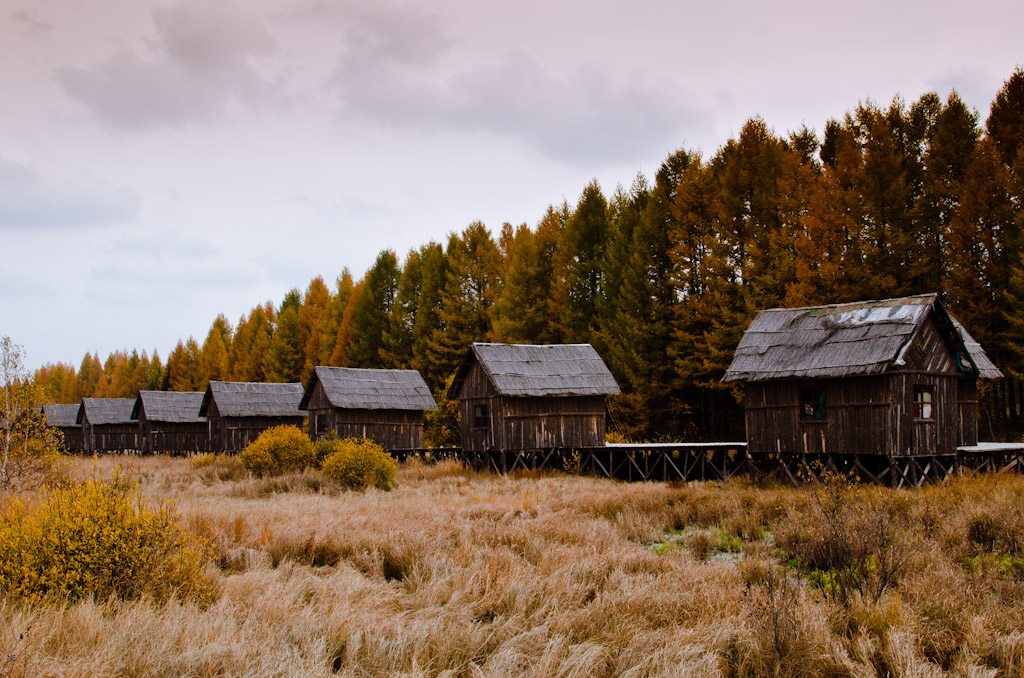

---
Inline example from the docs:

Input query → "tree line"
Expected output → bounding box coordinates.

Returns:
[34,70,1024,441]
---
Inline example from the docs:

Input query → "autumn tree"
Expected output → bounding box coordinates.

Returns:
[264,290,303,382]
[428,223,500,380]
[346,251,400,368]
[2,337,65,491]
[298,277,331,380]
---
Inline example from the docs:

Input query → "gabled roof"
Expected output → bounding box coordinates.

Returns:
[448,343,620,399]
[299,366,437,411]
[132,391,206,423]
[722,293,1002,382]
[77,398,136,425]
[42,403,81,428]
[199,381,306,418]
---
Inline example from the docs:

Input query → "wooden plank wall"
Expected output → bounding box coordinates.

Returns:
[59,427,85,452]
[501,396,606,451]
[87,423,139,452]
[745,377,891,456]
[141,421,211,453]
[458,362,499,453]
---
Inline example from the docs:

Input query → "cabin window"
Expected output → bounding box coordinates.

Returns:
[914,386,934,420]
[473,404,490,429]
[315,413,327,435]
[801,387,826,420]
[211,420,221,436]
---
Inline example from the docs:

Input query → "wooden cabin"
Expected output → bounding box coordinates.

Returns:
[132,391,209,454]
[199,381,306,452]
[42,403,85,452]
[300,366,437,450]
[77,398,139,452]
[722,294,1002,459]
[448,343,620,453]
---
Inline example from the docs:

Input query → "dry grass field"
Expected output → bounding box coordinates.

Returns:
[3,455,1024,677]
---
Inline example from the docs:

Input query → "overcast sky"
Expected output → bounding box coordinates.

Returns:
[2,0,1022,370]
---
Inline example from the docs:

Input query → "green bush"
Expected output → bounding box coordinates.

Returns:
[241,425,314,476]
[320,438,397,490]
[0,473,216,605]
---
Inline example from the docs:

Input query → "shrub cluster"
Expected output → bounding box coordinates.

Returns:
[318,438,397,490]
[241,425,314,476]
[0,474,216,604]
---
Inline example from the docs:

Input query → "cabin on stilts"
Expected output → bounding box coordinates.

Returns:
[77,398,139,452]
[199,381,306,452]
[448,343,620,453]
[42,403,85,452]
[132,391,209,454]
[300,366,436,450]
[722,293,1003,483]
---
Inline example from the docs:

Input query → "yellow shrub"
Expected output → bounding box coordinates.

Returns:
[320,439,397,490]
[241,425,314,476]
[0,474,216,605]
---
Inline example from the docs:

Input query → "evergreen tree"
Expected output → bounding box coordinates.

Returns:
[383,250,421,368]
[428,223,499,380]
[347,251,400,368]
[320,270,354,366]
[490,223,550,344]
[409,243,448,390]
[556,181,610,342]
[263,305,303,383]
[298,277,331,380]
[168,339,202,391]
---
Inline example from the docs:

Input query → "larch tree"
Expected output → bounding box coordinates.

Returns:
[490,223,551,344]
[428,223,500,380]
[346,250,400,368]
[319,269,354,367]
[556,181,610,342]
[264,301,303,383]
[298,276,331,381]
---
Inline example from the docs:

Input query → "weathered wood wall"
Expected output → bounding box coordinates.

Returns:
[85,423,139,452]
[745,376,891,456]
[58,426,85,452]
[456,362,608,452]
[139,420,211,453]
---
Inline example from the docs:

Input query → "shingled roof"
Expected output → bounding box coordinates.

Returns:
[77,398,136,425]
[449,343,620,398]
[132,391,206,423]
[42,403,81,428]
[722,293,1002,382]
[199,381,306,418]
[300,367,437,411]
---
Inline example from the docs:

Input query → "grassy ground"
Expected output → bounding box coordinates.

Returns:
[3,456,1024,677]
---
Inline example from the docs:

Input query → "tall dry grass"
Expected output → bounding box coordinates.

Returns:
[2,457,1024,677]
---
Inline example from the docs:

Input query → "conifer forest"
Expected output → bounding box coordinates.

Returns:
[33,70,1024,443]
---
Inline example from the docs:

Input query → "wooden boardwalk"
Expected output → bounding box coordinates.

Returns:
[397,441,1024,487]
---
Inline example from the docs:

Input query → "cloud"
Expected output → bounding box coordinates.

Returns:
[10,9,50,35]
[333,49,709,164]
[316,3,710,164]
[56,0,278,129]
[0,154,140,230]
